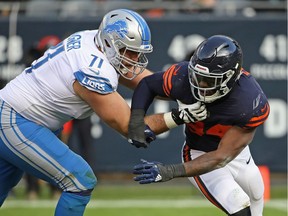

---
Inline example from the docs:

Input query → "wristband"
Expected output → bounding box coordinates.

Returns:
[163,112,178,129]
[169,163,186,178]
[157,163,187,182]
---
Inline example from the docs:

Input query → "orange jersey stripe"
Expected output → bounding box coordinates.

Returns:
[206,124,232,138]
[162,64,180,96]
[241,68,250,76]
[246,103,270,127]
[162,68,173,96]
[182,144,191,163]
[249,103,269,122]
[194,176,228,213]
[182,144,227,213]
[242,71,250,76]
[245,121,268,128]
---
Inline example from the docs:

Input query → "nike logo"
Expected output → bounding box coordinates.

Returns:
[253,94,261,110]
[246,156,251,164]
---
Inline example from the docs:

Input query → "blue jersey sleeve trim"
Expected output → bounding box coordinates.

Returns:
[74,71,114,94]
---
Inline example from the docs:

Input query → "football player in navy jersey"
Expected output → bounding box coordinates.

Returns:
[129,35,270,216]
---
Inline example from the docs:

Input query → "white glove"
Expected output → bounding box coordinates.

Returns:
[175,100,207,123]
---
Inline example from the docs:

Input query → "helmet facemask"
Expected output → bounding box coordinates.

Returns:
[188,63,237,103]
[109,39,151,80]
[187,35,243,103]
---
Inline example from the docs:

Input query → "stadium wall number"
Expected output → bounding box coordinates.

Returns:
[0,35,23,63]
[264,99,287,138]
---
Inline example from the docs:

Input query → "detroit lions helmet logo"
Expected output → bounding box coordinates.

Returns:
[104,20,128,38]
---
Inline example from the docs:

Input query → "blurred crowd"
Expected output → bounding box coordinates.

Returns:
[0,0,286,18]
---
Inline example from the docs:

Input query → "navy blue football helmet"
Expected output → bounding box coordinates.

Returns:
[188,35,243,103]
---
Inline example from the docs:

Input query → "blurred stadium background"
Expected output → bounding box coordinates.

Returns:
[0,0,287,215]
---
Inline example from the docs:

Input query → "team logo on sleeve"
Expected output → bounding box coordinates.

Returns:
[104,20,128,38]
[82,77,106,91]
[74,71,114,94]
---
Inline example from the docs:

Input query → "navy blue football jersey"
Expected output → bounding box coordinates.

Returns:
[133,61,270,152]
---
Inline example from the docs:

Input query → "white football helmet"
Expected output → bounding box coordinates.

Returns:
[96,9,153,80]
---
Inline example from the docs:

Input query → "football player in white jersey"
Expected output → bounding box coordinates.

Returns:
[0,9,198,216]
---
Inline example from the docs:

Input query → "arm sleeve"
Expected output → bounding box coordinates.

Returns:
[131,72,167,112]
[131,62,188,112]
[74,67,117,94]
[236,92,270,129]
[244,101,270,129]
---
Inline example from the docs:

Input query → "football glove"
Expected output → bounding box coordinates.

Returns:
[171,101,207,125]
[133,159,186,184]
[128,109,156,148]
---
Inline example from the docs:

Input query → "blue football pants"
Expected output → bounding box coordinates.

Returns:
[0,100,97,216]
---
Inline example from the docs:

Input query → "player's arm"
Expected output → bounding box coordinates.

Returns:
[73,79,168,138]
[183,126,256,176]
[182,100,270,177]
[128,64,207,148]
[133,126,256,183]
[127,72,170,147]
[73,80,131,136]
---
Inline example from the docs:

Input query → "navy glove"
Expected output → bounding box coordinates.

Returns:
[133,159,164,184]
[133,159,186,184]
[128,109,156,148]
[128,125,156,148]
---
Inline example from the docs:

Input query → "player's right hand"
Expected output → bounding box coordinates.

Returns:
[133,159,164,184]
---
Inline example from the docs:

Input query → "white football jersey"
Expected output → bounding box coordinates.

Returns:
[0,30,119,131]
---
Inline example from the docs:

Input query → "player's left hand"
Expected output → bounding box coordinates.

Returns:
[128,125,156,148]
[133,159,170,184]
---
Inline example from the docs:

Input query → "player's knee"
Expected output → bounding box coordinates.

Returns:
[79,171,97,191]
[229,206,251,216]
[64,169,97,193]
[85,171,97,189]
[226,188,250,214]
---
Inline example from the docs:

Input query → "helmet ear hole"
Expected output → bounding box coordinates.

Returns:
[104,39,110,48]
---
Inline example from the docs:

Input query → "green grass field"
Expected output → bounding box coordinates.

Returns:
[1,207,287,216]
[1,180,287,216]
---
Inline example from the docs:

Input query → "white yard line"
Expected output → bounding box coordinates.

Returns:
[3,199,287,212]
